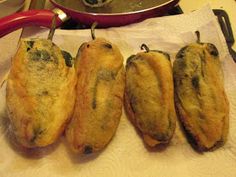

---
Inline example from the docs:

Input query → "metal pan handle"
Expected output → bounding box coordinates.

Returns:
[0,9,67,38]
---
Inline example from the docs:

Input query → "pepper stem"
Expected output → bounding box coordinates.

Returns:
[48,14,58,41]
[195,31,201,43]
[91,22,98,40]
[141,44,150,52]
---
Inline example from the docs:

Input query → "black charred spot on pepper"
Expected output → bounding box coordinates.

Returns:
[129,101,136,114]
[30,50,41,61]
[129,95,137,114]
[84,145,93,154]
[61,50,73,67]
[207,43,219,57]
[87,44,90,48]
[42,90,49,95]
[178,78,183,86]
[103,43,112,49]
[41,50,51,61]
[101,123,107,130]
[126,55,136,66]
[30,49,50,61]
[30,127,44,143]
[153,50,170,61]
[26,41,35,48]
[176,59,186,69]
[92,99,96,109]
[176,46,188,59]
[192,76,199,90]
[26,41,35,52]
[30,134,37,143]
[161,51,171,61]
[143,119,157,132]
[200,51,206,63]
[153,133,169,142]
[92,69,116,109]
[210,50,219,57]
[210,138,224,151]
[182,125,201,151]
[92,76,99,110]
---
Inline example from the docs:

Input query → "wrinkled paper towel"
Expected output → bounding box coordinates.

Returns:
[0,4,236,177]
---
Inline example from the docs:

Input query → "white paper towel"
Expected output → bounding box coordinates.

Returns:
[0,4,236,177]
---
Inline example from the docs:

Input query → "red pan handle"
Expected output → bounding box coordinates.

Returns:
[0,9,65,38]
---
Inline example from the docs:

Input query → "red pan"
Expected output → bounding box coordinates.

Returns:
[0,0,179,38]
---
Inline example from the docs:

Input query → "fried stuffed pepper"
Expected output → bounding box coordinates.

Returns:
[124,44,176,147]
[66,36,125,154]
[173,32,229,151]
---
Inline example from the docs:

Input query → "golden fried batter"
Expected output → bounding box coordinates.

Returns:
[125,48,176,147]
[6,39,76,148]
[66,38,125,154]
[173,42,229,151]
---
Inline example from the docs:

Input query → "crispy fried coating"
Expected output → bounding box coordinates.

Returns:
[66,38,125,154]
[6,39,76,148]
[173,42,229,151]
[125,50,176,147]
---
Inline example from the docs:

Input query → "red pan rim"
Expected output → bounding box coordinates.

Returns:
[50,0,179,16]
